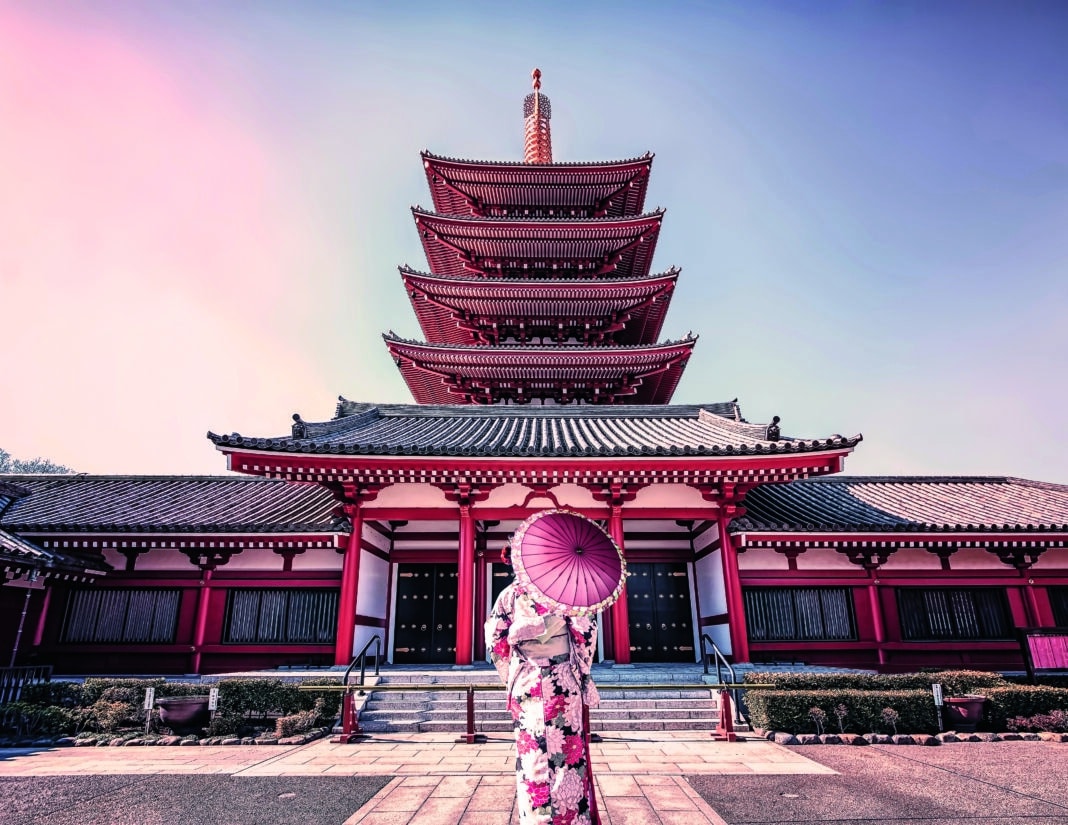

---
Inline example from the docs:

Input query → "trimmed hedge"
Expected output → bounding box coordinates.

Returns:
[2,677,344,739]
[743,671,1068,734]
[744,670,1008,694]
[983,685,1068,729]
[746,689,939,735]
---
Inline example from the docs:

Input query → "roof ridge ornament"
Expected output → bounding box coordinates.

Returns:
[524,68,552,165]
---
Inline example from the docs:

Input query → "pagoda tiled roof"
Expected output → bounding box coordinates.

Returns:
[732,476,1068,534]
[209,401,862,459]
[383,334,696,405]
[412,209,664,280]
[400,266,678,346]
[421,151,653,218]
[0,474,344,534]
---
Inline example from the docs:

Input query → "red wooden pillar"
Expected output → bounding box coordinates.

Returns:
[717,513,750,663]
[190,568,213,674]
[1023,580,1042,627]
[456,503,475,665]
[868,572,887,666]
[32,587,52,647]
[474,533,488,661]
[608,504,631,664]
[334,505,364,666]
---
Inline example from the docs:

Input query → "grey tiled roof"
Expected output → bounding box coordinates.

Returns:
[209,401,861,458]
[0,475,345,533]
[732,476,1068,533]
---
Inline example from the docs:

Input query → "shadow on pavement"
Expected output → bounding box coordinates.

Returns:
[688,742,1068,825]
[0,775,391,825]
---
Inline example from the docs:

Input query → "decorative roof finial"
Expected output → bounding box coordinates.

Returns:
[524,68,553,164]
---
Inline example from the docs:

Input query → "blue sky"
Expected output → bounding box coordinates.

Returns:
[2,1,1066,480]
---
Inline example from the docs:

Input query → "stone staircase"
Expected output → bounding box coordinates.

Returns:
[349,663,749,735]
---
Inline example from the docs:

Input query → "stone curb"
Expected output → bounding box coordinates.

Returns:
[1,727,331,749]
[763,730,1068,745]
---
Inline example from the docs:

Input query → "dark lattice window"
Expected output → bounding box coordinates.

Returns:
[223,589,339,644]
[1050,587,1068,627]
[896,588,1012,641]
[62,588,180,644]
[744,587,856,641]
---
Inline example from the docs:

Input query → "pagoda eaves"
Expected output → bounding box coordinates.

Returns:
[384,333,696,405]
[412,208,664,280]
[401,266,679,346]
[422,151,653,218]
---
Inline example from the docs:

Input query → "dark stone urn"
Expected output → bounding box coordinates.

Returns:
[944,695,987,733]
[156,696,211,735]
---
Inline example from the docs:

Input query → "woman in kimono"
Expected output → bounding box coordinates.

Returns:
[485,545,601,825]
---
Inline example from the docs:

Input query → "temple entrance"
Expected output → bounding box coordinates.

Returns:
[392,563,458,664]
[626,562,695,662]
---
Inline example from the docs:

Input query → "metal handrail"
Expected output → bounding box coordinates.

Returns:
[701,633,744,724]
[342,634,382,692]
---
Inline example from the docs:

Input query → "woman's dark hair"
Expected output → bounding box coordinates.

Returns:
[500,543,512,566]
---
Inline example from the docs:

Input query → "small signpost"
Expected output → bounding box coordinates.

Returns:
[932,683,944,732]
[208,687,219,711]
[144,687,156,733]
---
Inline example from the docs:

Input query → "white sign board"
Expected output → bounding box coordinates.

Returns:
[932,683,943,707]
[208,687,219,711]
[143,687,155,710]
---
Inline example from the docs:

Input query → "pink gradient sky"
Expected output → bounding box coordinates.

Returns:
[2,2,1066,482]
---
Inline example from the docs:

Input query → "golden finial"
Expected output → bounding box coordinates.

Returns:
[524,68,552,164]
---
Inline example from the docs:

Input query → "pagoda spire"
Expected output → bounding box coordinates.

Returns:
[523,68,552,164]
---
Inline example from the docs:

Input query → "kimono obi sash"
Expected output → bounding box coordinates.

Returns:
[513,613,570,666]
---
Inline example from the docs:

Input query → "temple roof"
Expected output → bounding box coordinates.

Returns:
[422,152,653,218]
[0,474,343,534]
[210,400,861,459]
[383,334,696,405]
[412,209,664,280]
[401,266,678,346]
[732,476,1068,534]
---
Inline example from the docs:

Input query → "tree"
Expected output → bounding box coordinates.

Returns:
[0,448,74,474]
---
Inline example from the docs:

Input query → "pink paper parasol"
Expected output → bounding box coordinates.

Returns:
[510,509,626,616]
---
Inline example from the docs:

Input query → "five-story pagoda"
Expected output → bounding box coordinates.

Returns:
[388,69,695,406]
[210,71,858,670]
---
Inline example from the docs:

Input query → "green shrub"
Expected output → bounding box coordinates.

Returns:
[295,678,343,718]
[274,698,327,738]
[19,681,85,708]
[983,685,1068,729]
[745,689,939,735]
[0,702,84,737]
[1005,710,1068,733]
[744,670,1008,694]
[81,678,164,706]
[215,678,303,720]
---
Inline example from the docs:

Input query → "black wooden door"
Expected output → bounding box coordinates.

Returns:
[626,562,695,662]
[489,563,515,613]
[393,563,458,664]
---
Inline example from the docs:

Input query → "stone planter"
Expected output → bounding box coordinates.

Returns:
[944,695,987,733]
[156,697,211,735]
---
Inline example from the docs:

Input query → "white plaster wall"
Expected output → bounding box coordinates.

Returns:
[291,547,343,571]
[737,549,791,571]
[879,547,944,571]
[631,483,708,508]
[794,547,857,571]
[212,549,267,570]
[372,483,449,507]
[950,548,1006,570]
[695,551,727,616]
[702,622,731,656]
[1031,549,1068,570]
[125,548,195,571]
[354,553,390,619]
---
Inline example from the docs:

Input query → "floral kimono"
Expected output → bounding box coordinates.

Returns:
[485,582,600,825]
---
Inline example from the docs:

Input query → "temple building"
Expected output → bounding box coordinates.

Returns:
[2,73,1067,675]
